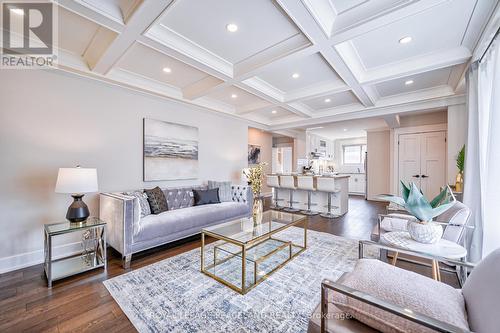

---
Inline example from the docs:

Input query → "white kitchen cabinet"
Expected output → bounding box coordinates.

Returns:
[345,174,366,194]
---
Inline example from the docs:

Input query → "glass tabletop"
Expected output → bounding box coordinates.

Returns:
[203,210,306,245]
[44,217,106,235]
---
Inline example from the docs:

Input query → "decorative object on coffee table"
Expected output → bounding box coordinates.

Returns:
[243,162,267,225]
[378,182,456,244]
[143,118,199,181]
[55,166,98,224]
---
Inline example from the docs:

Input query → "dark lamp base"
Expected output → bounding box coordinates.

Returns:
[66,194,90,223]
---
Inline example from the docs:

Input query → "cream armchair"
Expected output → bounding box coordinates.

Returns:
[308,245,500,333]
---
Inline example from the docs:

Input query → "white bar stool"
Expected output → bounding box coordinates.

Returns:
[316,177,340,219]
[280,175,300,213]
[297,176,319,216]
[266,175,284,210]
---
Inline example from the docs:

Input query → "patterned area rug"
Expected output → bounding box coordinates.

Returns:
[104,227,374,333]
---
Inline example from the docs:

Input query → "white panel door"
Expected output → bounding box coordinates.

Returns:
[420,131,447,199]
[282,147,293,174]
[398,134,421,194]
[398,131,446,198]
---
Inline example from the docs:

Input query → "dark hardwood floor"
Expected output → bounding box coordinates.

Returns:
[0,196,459,332]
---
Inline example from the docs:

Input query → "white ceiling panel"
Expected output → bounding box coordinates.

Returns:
[115,43,212,88]
[351,0,476,69]
[158,0,300,64]
[374,66,453,98]
[307,117,387,140]
[331,0,368,14]
[302,90,360,110]
[257,53,343,93]
[253,106,297,120]
[57,8,101,56]
[206,86,271,108]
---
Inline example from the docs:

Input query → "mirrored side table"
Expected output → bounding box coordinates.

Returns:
[44,217,106,287]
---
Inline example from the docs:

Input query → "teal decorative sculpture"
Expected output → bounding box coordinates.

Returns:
[379,182,456,222]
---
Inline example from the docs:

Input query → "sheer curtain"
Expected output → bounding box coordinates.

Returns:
[464,37,500,262]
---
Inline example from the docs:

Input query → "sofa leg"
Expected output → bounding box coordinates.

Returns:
[123,254,132,269]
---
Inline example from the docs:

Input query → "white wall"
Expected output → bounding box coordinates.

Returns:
[0,69,248,273]
[248,128,272,194]
[367,130,391,200]
[447,104,467,184]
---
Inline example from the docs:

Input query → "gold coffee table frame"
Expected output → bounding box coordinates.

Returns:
[201,212,307,295]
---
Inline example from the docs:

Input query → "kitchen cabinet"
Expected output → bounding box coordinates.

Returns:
[342,173,366,194]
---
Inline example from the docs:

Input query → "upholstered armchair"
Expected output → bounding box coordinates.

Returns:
[308,247,500,333]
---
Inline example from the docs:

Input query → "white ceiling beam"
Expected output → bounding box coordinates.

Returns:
[56,0,125,33]
[329,0,450,44]
[182,76,226,100]
[284,81,349,103]
[270,94,465,130]
[88,1,174,74]
[275,0,375,107]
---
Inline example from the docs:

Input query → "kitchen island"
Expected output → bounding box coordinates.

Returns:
[267,174,350,216]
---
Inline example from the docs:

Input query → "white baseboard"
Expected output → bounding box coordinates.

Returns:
[0,241,82,274]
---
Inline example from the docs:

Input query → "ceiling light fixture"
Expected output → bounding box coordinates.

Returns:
[399,36,412,44]
[292,73,300,79]
[343,128,348,132]
[226,23,238,32]
[231,94,238,99]
[271,110,277,114]
[162,67,172,73]
[405,80,414,85]
[324,98,331,103]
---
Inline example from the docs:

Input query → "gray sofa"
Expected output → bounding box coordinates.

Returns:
[99,184,252,268]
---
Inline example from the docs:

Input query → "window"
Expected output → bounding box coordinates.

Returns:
[343,144,366,164]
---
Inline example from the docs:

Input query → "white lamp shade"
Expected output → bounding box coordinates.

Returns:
[55,167,98,194]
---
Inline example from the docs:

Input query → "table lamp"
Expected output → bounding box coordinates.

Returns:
[55,166,98,224]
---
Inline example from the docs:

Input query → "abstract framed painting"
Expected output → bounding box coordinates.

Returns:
[248,144,261,165]
[143,118,199,181]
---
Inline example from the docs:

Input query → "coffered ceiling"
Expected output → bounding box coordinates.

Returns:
[9,0,497,132]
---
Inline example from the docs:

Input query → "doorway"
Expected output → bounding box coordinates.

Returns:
[398,131,447,198]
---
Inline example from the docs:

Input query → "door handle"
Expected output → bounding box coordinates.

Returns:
[412,175,420,178]
[421,175,429,178]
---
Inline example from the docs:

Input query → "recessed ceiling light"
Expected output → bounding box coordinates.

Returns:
[292,73,300,79]
[231,94,238,99]
[162,67,172,73]
[11,8,24,16]
[226,23,238,32]
[324,98,331,103]
[405,80,414,85]
[399,36,412,44]
[271,110,277,114]
[343,128,348,132]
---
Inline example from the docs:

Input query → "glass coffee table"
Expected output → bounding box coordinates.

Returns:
[201,210,307,294]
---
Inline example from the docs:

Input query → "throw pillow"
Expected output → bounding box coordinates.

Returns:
[123,191,151,218]
[144,186,168,214]
[332,259,469,333]
[193,188,220,206]
[208,181,232,202]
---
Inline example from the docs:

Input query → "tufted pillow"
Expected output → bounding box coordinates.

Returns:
[123,191,151,218]
[144,186,168,214]
[208,181,232,202]
[333,259,469,333]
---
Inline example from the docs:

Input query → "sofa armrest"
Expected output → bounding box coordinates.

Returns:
[320,279,471,333]
[231,184,253,213]
[99,193,137,257]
